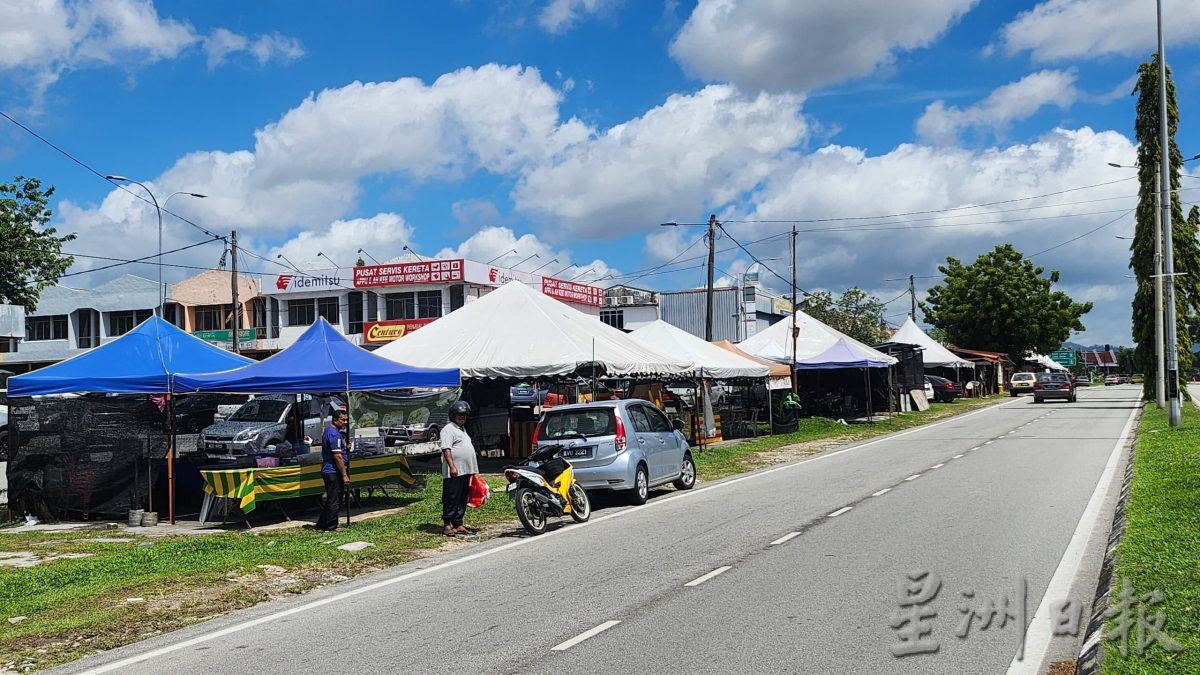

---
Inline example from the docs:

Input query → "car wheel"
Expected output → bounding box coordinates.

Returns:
[673,453,696,490]
[424,425,440,443]
[568,483,591,523]
[1010,391,1018,397]
[1069,395,1077,403]
[627,464,649,505]
[1034,397,1042,404]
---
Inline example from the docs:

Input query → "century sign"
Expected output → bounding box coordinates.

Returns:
[363,318,436,343]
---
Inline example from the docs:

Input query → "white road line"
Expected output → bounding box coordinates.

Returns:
[905,474,921,481]
[969,447,981,452]
[770,532,802,546]
[73,396,1023,674]
[985,440,995,445]
[952,454,964,459]
[930,463,945,469]
[685,566,733,587]
[827,506,853,517]
[551,621,621,651]
[1006,400,1139,675]
[872,488,892,497]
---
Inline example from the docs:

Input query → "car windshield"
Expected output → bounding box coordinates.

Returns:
[541,408,617,439]
[1037,373,1070,383]
[1013,373,1035,381]
[229,399,288,422]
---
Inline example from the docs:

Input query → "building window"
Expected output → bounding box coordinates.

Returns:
[317,296,340,325]
[366,291,379,322]
[417,290,442,319]
[250,299,267,338]
[77,309,99,349]
[385,292,416,320]
[288,299,316,326]
[26,315,68,341]
[108,309,153,336]
[347,292,364,334]
[600,309,624,330]
[0,337,16,353]
[195,304,227,331]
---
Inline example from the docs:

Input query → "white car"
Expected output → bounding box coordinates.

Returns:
[923,377,934,400]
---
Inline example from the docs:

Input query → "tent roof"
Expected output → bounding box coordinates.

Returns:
[712,341,792,378]
[1028,353,1067,371]
[7,316,253,396]
[890,317,975,368]
[172,318,460,393]
[796,337,891,370]
[629,321,769,379]
[375,281,692,379]
[736,310,897,367]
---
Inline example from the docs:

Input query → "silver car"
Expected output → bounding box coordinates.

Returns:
[533,399,696,504]
[199,394,337,458]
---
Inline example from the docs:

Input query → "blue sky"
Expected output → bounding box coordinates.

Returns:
[4,0,1200,346]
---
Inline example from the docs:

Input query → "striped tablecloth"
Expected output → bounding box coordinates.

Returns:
[200,454,414,514]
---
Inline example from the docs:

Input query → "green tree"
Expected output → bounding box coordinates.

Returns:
[0,177,74,311]
[800,286,889,345]
[921,244,1092,357]
[1129,55,1200,399]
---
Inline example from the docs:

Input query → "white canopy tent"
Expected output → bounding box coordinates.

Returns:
[737,309,898,367]
[1030,353,1068,372]
[629,321,770,380]
[375,281,693,379]
[890,317,975,368]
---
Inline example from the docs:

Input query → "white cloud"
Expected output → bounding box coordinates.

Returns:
[203,30,305,70]
[266,214,416,271]
[670,0,978,92]
[917,70,1081,145]
[538,0,624,34]
[996,0,1200,61]
[431,226,618,282]
[513,85,807,238]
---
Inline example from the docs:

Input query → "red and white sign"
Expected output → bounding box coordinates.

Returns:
[261,269,351,295]
[363,318,436,343]
[354,260,464,288]
[541,277,605,306]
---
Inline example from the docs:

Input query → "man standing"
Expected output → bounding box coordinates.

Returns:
[316,410,351,532]
[440,400,478,537]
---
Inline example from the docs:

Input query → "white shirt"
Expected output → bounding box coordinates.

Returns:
[439,422,479,478]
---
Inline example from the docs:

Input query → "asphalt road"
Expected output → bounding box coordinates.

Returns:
[59,386,1140,675]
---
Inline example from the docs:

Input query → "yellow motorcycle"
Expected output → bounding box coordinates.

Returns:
[504,446,591,535]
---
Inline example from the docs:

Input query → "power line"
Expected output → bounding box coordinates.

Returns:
[1029,209,1135,258]
[715,222,812,297]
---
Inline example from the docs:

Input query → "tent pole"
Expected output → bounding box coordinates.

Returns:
[345,373,352,528]
[864,368,871,423]
[167,390,175,524]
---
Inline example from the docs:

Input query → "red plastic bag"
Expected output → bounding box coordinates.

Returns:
[467,474,490,508]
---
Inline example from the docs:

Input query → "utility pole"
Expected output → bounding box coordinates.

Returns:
[230,230,240,354]
[705,214,716,341]
[1154,169,1166,409]
[909,274,917,320]
[791,225,799,394]
[1157,0,1181,427]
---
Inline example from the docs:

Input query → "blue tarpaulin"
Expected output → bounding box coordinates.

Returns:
[795,337,891,370]
[172,318,460,393]
[7,316,254,396]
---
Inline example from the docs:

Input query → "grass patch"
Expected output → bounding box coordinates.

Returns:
[1100,405,1200,674]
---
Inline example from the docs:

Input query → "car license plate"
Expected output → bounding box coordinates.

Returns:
[560,447,592,458]
[206,442,225,450]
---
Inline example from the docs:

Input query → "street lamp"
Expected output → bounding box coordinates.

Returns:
[105,175,206,318]
[357,248,381,265]
[513,253,539,269]
[529,258,559,274]
[551,264,574,277]
[276,253,301,271]
[402,245,425,261]
[486,249,517,265]
[317,252,341,268]
[569,267,595,282]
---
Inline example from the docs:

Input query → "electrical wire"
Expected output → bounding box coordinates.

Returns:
[1029,209,1135,258]
[715,222,811,297]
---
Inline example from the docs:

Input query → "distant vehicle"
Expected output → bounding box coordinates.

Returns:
[509,383,546,407]
[1121,374,1133,384]
[172,393,249,433]
[1075,374,1091,387]
[924,375,959,403]
[1034,372,1076,403]
[532,399,695,505]
[1010,372,1037,396]
[1104,375,1121,386]
[923,378,935,400]
[199,395,339,459]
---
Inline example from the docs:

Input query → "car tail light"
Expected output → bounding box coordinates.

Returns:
[944,383,955,390]
[531,419,543,452]
[1034,382,1043,390]
[614,414,627,452]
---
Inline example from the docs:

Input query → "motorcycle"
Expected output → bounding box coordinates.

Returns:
[504,445,591,535]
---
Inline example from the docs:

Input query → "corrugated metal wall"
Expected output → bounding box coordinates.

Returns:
[660,288,741,341]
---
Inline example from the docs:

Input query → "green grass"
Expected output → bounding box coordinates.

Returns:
[1100,405,1200,674]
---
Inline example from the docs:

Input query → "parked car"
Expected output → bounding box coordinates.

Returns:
[173,393,249,433]
[1104,375,1121,386]
[925,375,959,403]
[199,394,339,459]
[1034,372,1076,403]
[532,399,695,505]
[923,378,935,400]
[1010,372,1037,396]
[1074,373,1091,387]
[509,383,547,407]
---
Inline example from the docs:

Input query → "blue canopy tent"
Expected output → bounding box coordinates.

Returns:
[6,316,254,523]
[794,337,891,420]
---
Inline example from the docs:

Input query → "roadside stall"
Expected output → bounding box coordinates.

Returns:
[5,317,252,523]
[173,318,460,526]
[890,317,977,395]
[375,281,692,456]
[794,337,892,420]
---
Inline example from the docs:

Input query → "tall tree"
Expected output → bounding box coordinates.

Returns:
[800,287,889,345]
[0,177,74,311]
[1129,54,1200,399]
[921,244,1092,357]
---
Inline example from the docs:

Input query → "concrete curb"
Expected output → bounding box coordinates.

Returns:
[1074,407,1140,674]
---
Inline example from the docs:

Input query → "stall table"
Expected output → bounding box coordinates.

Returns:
[199,454,414,523]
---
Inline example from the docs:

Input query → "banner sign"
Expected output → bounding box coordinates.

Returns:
[261,269,350,296]
[194,328,257,348]
[1049,350,1077,367]
[363,318,436,343]
[354,260,464,288]
[541,277,605,306]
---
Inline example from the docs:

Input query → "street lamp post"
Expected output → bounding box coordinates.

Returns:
[529,258,559,274]
[1157,0,1182,427]
[402,245,425,261]
[513,253,539,269]
[357,248,381,265]
[486,249,518,265]
[317,252,341,268]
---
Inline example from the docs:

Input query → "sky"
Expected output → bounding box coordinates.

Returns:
[4,0,1200,347]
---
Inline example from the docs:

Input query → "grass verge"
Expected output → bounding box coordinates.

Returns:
[1099,405,1200,674]
[0,394,1005,671]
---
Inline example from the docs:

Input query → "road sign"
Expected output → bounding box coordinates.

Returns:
[1050,350,1077,366]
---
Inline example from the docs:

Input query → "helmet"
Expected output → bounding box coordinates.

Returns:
[449,401,471,417]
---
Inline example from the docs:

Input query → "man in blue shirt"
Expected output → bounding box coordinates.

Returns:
[315,410,351,532]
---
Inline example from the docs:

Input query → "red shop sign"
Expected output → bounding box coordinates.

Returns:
[354,260,464,288]
[541,277,605,306]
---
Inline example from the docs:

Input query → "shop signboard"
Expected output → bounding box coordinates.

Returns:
[363,318,436,344]
[193,328,256,349]
[541,277,605,306]
[261,269,350,295]
[461,260,537,287]
[354,260,464,288]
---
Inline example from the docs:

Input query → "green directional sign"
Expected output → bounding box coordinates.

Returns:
[193,328,256,347]
[1050,350,1077,366]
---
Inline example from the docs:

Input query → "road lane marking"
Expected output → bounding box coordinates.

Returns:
[74,396,1025,674]
[872,488,891,496]
[686,566,733,587]
[969,447,980,452]
[1005,398,1139,675]
[770,532,802,546]
[930,463,944,469]
[952,454,964,459]
[905,474,920,481]
[552,621,621,651]
[985,440,995,445]
[827,507,853,517]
